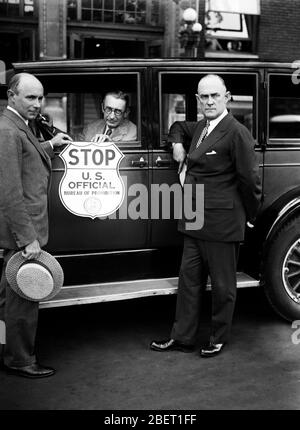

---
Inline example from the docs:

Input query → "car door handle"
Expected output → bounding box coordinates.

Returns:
[131,157,148,168]
[155,156,171,167]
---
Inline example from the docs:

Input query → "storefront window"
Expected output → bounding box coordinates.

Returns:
[0,0,35,17]
[0,0,20,17]
[67,0,159,25]
[82,8,92,20]
[104,0,113,8]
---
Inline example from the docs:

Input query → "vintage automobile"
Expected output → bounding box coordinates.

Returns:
[1,59,300,321]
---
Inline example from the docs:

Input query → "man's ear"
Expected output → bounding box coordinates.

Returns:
[7,89,15,103]
[225,91,231,103]
[123,108,130,119]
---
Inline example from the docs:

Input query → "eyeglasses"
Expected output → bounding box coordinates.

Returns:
[103,106,125,117]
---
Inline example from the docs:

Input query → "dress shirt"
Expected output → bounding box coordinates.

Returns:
[206,108,228,137]
[172,109,228,149]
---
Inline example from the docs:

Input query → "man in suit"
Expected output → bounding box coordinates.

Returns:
[0,72,72,378]
[80,90,137,143]
[150,74,262,357]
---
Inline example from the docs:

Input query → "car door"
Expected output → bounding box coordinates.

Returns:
[36,67,150,254]
[149,66,262,252]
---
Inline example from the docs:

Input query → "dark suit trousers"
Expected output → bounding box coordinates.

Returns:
[0,250,39,367]
[171,236,239,345]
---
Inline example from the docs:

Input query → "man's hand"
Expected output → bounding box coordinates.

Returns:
[91,134,112,143]
[50,132,73,148]
[22,239,41,260]
[172,143,186,173]
[39,113,53,128]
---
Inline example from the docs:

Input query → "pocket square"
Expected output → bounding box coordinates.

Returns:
[206,150,217,155]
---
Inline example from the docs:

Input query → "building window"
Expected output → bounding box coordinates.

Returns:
[0,0,34,17]
[204,0,259,57]
[24,0,33,15]
[67,0,77,20]
[67,0,161,25]
[0,0,20,17]
[150,0,159,25]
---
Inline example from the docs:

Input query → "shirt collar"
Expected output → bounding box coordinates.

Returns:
[7,106,29,126]
[208,108,228,130]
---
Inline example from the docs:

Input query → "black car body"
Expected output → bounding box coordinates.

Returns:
[1,59,300,321]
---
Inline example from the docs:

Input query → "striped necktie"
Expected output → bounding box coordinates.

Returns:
[196,120,210,148]
[104,126,113,137]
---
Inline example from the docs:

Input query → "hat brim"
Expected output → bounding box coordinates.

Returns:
[6,250,64,302]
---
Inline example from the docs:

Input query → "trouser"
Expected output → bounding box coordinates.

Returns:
[0,249,39,367]
[171,236,239,345]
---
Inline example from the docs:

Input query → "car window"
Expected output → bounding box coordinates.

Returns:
[0,87,7,115]
[40,72,140,147]
[269,74,300,140]
[159,72,257,145]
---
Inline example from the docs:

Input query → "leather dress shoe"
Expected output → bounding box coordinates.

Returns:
[200,342,224,358]
[4,363,55,378]
[150,338,194,353]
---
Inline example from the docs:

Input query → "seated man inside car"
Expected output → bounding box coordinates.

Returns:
[80,90,137,143]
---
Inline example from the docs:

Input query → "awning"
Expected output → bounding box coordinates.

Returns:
[208,0,260,15]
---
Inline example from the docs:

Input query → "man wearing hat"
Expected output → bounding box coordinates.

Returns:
[0,73,72,378]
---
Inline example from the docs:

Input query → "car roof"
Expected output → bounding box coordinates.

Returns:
[12,58,294,72]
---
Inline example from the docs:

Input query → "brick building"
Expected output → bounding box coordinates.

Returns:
[258,0,300,62]
[0,0,300,77]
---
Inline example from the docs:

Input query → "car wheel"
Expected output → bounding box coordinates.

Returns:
[263,217,300,321]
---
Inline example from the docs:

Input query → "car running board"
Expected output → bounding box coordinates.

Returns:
[39,272,259,309]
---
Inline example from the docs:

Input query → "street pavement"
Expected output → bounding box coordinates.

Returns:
[0,288,299,410]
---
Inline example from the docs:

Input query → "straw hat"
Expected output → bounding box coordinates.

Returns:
[6,250,64,302]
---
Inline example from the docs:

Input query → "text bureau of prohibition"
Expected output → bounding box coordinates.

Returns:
[103,413,198,426]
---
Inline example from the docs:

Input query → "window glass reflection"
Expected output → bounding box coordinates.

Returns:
[77,0,157,24]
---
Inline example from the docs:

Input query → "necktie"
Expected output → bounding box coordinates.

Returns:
[102,125,113,138]
[196,120,210,148]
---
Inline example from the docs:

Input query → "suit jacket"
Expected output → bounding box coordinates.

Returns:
[0,108,54,250]
[80,118,137,142]
[168,113,262,242]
